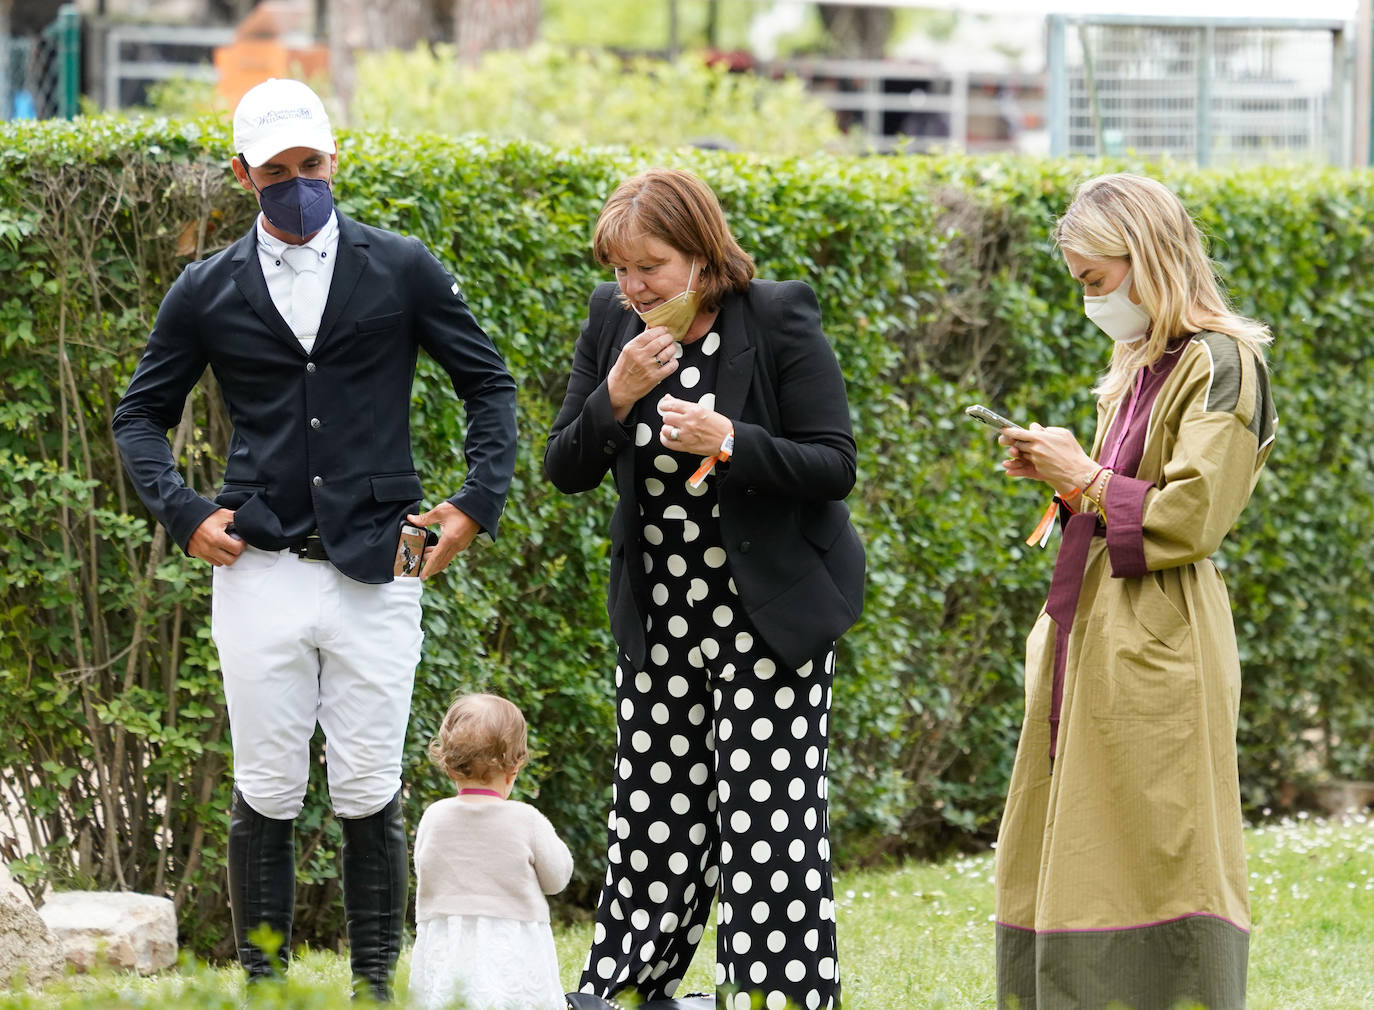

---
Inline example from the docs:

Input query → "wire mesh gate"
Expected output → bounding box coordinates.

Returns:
[1047,14,1352,166]
[2,3,80,122]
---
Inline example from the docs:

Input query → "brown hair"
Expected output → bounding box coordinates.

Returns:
[427,693,529,782]
[592,167,755,313]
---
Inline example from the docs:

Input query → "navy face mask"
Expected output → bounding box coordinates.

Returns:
[241,156,334,238]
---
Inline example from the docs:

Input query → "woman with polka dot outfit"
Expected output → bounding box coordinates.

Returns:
[546,168,865,1010]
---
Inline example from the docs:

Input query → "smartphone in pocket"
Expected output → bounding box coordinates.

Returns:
[394,523,428,577]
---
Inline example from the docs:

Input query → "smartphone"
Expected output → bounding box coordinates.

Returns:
[393,523,428,578]
[965,404,1024,431]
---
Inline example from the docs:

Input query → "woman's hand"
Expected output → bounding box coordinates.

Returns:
[999,423,1097,499]
[607,325,680,421]
[657,394,732,456]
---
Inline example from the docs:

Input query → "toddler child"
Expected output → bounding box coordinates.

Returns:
[409,693,574,1010]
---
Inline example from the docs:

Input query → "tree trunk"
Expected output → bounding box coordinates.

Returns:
[452,0,539,64]
[328,0,439,111]
[818,4,894,60]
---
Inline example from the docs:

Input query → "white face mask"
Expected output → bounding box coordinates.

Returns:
[1084,267,1151,343]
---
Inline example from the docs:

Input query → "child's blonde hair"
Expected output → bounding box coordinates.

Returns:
[1055,172,1271,406]
[428,693,529,782]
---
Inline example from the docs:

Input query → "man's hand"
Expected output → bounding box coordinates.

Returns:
[407,501,479,580]
[188,508,245,566]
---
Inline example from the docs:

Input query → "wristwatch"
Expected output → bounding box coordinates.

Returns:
[719,430,734,461]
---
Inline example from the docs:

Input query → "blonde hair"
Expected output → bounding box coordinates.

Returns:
[428,693,529,782]
[1055,172,1271,405]
[592,167,754,313]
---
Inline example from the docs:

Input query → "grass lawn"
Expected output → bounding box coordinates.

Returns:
[2,814,1369,1009]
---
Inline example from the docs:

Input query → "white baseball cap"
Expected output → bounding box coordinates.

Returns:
[233,78,335,167]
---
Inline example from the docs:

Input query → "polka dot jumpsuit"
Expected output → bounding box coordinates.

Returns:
[578,330,842,1010]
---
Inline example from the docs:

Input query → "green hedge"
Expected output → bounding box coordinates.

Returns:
[1,118,1370,957]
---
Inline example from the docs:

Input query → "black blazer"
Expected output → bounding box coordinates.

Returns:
[545,279,865,670]
[113,213,518,584]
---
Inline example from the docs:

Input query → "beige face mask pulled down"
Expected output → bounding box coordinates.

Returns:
[633,259,700,341]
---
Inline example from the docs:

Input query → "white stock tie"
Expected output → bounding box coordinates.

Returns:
[280,244,326,350]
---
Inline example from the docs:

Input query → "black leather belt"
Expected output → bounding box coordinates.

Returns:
[287,533,330,562]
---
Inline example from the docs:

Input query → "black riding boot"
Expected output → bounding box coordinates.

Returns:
[340,789,407,1001]
[226,789,296,983]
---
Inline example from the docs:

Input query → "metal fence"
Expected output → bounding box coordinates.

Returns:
[1047,15,1352,166]
[2,4,80,122]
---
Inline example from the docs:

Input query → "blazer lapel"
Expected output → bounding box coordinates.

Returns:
[230,228,301,353]
[313,214,370,353]
[714,291,755,421]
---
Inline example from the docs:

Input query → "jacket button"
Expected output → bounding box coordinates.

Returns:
[603,440,617,454]
[306,362,316,373]
[310,417,321,429]
[740,540,752,553]
[312,475,323,487]
[745,487,756,496]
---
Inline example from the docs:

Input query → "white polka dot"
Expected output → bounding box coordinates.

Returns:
[730,810,751,833]
[819,714,828,735]
[597,956,617,978]
[689,822,707,844]
[771,869,789,892]
[643,555,654,573]
[716,963,728,986]
[645,478,665,497]
[749,964,768,986]
[654,454,679,473]
[806,746,820,768]
[789,838,805,860]
[771,809,790,832]
[688,578,709,602]
[751,840,771,863]
[805,807,818,830]
[749,779,772,802]
[620,699,635,720]
[667,554,687,577]
[772,748,791,771]
[668,851,689,875]
[785,960,805,982]
[806,868,821,890]
[819,957,835,979]
[618,877,634,898]
[775,686,795,709]
[643,523,664,546]
[718,780,732,803]
[680,366,701,388]
[665,675,689,698]
[663,504,687,520]
[798,660,814,676]
[805,928,819,951]
[735,631,753,652]
[730,749,751,772]
[671,792,691,815]
[617,819,631,839]
[789,778,805,801]
[754,657,776,679]
[671,341,684,359]
[647,881,668,904]
[634,672,651,694]
[667,615,688,638]
[712,604,734,627]
[608,842,621,863]
[806,992,821,1010]
[702,332,721,355]
[683,520,700,542]
[669,733,690,756]
[661,911,680,932]
[752,717,774,741]
[788,899,806,921]
[791,716,809,739]
[687,924,705,944]
[688,704,706,725]
[630,849,648,872]
[631,909,650,930]
[630,790,650,812]
[736,990,755,1010]
[752,901,770,924]
[719,842,732,866]
[647,820,670,844]
[652,703,671,724]
[736,688,755,710]
[735,933,752,955]
[651,583,669,606]
[700,637,719,659]
[733,870,752,893]
[718,717,733,742]
[767,929,786,953]
[650,644,669,665]
[650,761,672,784]
[767,994,787,1010]
[687,646,705,669]
[810,684,824,706]
[704,547,727,568]
[632,731,652,753]
[635,423,653,446]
